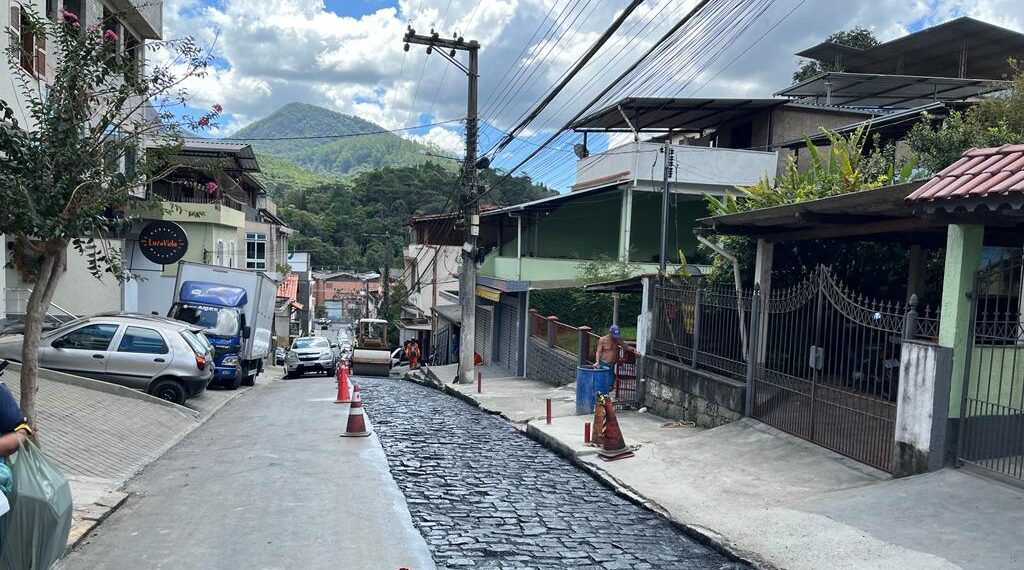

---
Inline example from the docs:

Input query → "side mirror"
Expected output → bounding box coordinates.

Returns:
[330,343,338,349]
[242,326,252,339]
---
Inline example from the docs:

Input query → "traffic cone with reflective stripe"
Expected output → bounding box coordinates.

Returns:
[597,394,633,461]
[335,362,352,404]
[340,388,371,437]
[590,395,607,446]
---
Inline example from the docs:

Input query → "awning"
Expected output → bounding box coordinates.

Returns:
[583,275,646,294]
[571,97,787,133]
[433,304,461,324]
[475,285,502,302]
[775,72,1005,109]
[397,320,433,331]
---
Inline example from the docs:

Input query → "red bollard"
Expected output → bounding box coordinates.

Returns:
[546,398,552,425]
[477,372,482,394]
[584,422,591,443]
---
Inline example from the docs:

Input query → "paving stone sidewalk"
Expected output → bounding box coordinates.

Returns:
[415,365,1024,570]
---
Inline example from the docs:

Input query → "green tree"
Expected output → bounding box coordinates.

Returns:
[793,27,879,83]
[906,63,1024,174]
[0,8,213,424]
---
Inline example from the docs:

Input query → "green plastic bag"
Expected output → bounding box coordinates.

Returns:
[0,440,72,570]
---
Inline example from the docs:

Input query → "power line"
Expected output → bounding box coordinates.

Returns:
[216,118,464,141]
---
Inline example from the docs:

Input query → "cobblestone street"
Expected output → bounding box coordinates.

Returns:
[358,376,746,570]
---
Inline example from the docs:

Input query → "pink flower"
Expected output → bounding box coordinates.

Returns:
[103,29,118,41]
[212,103,223,113]
[205,181,218,195]
[198,116,210,127]
[60,9,79,23]
[72,22,80,30]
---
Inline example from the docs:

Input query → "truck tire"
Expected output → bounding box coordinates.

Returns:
[241,362,255,387]
[149,378,187,405]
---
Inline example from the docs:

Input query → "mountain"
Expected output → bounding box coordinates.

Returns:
[232,102,442,177]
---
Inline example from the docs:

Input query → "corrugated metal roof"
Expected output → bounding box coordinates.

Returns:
[907,145,1024,204]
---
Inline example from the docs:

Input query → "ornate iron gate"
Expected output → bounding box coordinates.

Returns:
[752,267,906,472]
[957,257,1024,482]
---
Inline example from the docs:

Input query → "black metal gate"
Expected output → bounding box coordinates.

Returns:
[753,267,907,472]
[957,257,1024,482]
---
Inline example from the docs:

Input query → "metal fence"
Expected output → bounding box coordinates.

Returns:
[958,257,1024,482]
[651,268,941,472]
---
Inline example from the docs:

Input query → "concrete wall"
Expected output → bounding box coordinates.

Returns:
[894,341,953,477]
[5,238,124,317]
[526,337,577,387]
[642,355,745,428]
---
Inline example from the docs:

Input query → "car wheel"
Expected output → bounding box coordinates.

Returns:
[149,378,187,405]
[225,368,243,390]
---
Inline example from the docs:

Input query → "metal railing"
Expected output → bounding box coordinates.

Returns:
[3,288,79,332]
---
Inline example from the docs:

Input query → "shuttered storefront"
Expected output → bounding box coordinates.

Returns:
[499,303,518,374]
[474,306,492,364]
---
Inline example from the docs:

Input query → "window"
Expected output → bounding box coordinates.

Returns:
[9,5,44,76]
[62,0,82,20]
[117,326,168,354]
[123,30,140,73]
[246,232,267,270]
[52,324,119,351]
[215,239,225,266]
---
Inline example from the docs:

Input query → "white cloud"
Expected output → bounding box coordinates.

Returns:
[405,126,465,155]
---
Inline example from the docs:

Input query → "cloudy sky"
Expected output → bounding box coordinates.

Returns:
[163,0,1024,190]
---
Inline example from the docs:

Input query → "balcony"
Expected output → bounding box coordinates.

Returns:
[139,201,245,228]
[574,141,777,194]
[109,0,163,40]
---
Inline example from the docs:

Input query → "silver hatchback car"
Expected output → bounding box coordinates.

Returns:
[0,314,215,405]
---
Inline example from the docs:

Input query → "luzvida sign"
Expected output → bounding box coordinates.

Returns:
[138,221,189,265]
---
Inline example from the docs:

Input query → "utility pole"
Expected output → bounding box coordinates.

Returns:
[659,140,674,274]
[403,28,480,384]
[381,257,391,325]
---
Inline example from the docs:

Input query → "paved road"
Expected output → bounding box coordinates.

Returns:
[359,376,745,570]
[57,372,434,570]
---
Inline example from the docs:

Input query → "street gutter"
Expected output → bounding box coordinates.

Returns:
[404,366,765,569]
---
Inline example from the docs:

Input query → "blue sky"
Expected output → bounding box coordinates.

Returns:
[162,0,1024,192]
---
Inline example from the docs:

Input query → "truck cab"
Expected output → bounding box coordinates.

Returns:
[169,281,251,389]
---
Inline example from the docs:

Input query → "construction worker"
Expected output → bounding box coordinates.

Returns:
[409,339,421,370]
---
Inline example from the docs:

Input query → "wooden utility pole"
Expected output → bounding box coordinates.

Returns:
[403,28,480,384]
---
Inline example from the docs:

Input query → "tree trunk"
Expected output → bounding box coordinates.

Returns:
[18,241,68,430]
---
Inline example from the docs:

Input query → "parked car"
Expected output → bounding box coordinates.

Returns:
[391,347,409,368]
[284,336,338,378]
[0,314,214,405]
[274,346,286,366]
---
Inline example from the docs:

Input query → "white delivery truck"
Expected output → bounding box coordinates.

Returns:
[168,262,277,389]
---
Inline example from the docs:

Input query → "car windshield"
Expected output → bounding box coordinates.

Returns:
[171,304,241,337]
[292,338,329,349]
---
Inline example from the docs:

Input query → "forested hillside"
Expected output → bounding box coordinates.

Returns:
[232,102,442,176]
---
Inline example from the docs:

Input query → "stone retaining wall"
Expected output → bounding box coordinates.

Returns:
[643,355,745,428]
[526,337,577,387]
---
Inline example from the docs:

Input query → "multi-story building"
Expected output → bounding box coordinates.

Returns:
[2,0,162,322]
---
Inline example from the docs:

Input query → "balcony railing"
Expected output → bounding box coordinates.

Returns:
[574,141,777,192]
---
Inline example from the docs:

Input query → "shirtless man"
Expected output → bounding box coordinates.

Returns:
[593,325,636,369]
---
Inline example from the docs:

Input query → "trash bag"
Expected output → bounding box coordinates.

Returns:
[0,440,73,570]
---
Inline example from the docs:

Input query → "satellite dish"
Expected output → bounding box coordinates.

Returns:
[573,143,589,159]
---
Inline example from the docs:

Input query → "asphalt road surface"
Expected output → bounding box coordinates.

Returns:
[359,375,746,570]
[56,369,434,570]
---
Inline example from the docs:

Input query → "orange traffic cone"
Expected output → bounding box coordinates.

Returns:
[597,394,633,461]
[340,389,371,437]
[335,362,351,404]
[590,395,607,446]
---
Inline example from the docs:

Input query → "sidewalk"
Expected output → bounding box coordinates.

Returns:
[413,365,1024,570]
[4,362,268,551]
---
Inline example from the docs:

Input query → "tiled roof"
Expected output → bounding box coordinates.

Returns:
[906,145,1024,203]
[277,273,298,299]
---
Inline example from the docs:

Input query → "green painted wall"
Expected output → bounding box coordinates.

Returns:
[628,192,706,264]
[966,346,1024,413]
[521,192,620,260]
[938,224,984,418]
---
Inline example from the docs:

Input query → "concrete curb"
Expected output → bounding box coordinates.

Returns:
[6,362,199,418]
[404,368,765,569]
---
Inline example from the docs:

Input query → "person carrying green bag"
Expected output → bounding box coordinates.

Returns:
[0,360,72,569]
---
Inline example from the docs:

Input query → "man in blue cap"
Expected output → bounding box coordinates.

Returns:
[593,325,637,392]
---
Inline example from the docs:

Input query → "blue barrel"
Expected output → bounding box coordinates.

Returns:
[576,365,614,415]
